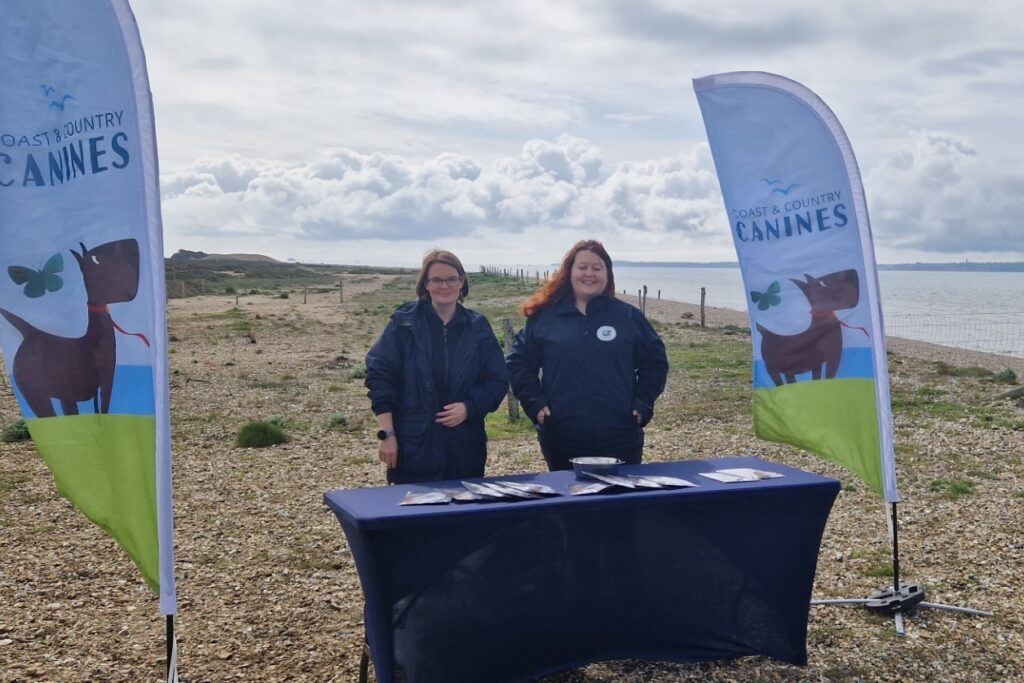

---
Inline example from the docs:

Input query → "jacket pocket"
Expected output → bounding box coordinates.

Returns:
[395,415,435,477]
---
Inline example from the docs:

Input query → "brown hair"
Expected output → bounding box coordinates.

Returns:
[520,239,615,317]
[415,248,469,301]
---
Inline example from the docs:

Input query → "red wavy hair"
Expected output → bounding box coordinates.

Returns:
[521,239,616,317]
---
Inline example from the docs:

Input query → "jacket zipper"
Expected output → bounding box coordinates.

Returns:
[442,324,449,403]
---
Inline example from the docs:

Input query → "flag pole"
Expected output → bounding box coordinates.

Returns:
[166,615,178,683]
[887,501,909,635]
[890,503,900,592]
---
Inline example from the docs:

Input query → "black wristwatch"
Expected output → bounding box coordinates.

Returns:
[376,429,395,440]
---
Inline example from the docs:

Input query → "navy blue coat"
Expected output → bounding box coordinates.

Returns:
[365,299,509,484]
[507,295,668,457]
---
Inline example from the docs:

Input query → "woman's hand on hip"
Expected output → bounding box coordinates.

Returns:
[378,436,398,469]
[436,402,468,428]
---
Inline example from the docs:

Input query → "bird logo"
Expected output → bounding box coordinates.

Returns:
[762,178,800,195]
[41,84,74,111]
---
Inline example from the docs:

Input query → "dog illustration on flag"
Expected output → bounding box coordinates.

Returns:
[0,238,145,417]
[757,269,860,386]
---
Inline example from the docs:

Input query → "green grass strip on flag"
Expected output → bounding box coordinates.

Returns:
[26,415,159,590]
[753,378,883,497]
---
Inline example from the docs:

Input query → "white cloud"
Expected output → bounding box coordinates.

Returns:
[867,131,1024,254]
[162,129,1024,264]
[161,136,733,255]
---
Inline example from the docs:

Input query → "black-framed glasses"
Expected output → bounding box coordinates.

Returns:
[426,276,463,288]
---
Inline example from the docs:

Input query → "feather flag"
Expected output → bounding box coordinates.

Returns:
[694,72,899,502]
[0,0,176,613]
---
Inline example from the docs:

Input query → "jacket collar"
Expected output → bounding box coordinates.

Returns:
[424,301,468,328]
[554,293,609,316]
[393,298,468,327]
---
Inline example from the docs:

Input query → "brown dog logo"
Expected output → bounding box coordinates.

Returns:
[1,239,141,417]
[756,269,860,386]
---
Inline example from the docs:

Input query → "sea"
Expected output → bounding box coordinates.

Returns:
[495,264,1024,360]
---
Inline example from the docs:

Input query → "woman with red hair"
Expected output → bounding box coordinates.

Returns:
[507,240,668,471]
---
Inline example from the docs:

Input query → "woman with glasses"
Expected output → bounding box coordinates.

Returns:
[507,239,668,471]
[364,249,509,483]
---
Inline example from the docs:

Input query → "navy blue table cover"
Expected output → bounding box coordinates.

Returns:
[324,456,840,683]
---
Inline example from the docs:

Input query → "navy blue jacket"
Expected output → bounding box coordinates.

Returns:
[365,299,509,484]
[507,295,668,456]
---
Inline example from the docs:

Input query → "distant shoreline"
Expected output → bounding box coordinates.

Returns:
[615,260,1024,273]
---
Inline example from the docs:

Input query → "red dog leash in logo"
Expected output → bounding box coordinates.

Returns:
[87,304,151,347]
[810,310,870,337]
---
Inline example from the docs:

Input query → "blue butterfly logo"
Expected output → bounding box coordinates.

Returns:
[750,281,781,311]
[9,253,64,298]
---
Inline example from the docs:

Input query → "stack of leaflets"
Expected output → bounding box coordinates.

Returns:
[569,472,697,496]
[698,467,783,483]
[399,489,452,505]
[460,480,560,501]
[399,472,710,504]
[492,480,560,497]
[399,480,560,505]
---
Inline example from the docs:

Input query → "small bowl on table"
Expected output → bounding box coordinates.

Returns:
[570,456,624,479]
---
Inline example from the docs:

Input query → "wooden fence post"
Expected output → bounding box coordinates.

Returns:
[700,287,706,328]
[501,318,520,421]
[339,278,344,303]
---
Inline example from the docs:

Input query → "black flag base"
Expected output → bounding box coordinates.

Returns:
[811,583,994,636]
[811,503,995,635]
[864,582,926,614]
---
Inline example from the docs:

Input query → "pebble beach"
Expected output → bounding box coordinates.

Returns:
[1,273,1021,682]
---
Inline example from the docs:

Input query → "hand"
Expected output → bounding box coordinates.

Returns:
[536,406,551,424]
[435,402,468,428]
[633,410,643,425]
[378,436,398,470]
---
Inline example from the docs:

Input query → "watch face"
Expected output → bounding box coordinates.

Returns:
[377,430,387,440]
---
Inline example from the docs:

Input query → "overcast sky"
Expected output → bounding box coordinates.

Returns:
[132,0,1024,267]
